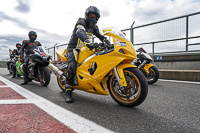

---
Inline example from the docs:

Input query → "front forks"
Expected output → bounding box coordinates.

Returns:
[113,67,127,87]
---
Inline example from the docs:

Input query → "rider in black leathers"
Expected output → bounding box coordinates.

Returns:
[13,43,22,56]
[65,6,110,103]
[7,43,21,73]
[20,31,42,85]
[11,43,22,78]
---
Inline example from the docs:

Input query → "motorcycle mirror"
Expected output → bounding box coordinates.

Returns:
[122,31,126,36]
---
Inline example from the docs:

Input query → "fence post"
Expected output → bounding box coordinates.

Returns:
[130,29,133,44]
[54,43,58,62]
[132,28,134,45]
[186,16,189,51]
[130,21,135,44]
[152,42,155,63]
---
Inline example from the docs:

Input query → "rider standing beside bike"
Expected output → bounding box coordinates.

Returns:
[65,6,110,103]
[20,31,42,85]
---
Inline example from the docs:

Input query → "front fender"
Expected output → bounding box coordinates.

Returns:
[143,64,154,74]
[116,64,137,86]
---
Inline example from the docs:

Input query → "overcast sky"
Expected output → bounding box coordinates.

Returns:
[0,0,200,60]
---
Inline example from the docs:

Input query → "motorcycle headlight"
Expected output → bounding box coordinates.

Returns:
[118,49,125,54]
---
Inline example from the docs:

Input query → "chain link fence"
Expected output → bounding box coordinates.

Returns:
[122,12,200,56]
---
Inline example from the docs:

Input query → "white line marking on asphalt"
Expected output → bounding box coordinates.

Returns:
[159,79,200,85]
[0,85,14,88]
[0,76,114,133]
[0,99,33,104]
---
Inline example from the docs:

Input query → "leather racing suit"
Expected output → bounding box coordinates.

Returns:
[66,18,105,86]
[13,48,21,56]
[20,40,42,82]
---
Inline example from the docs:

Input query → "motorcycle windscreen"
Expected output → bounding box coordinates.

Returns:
[136,47,147,53]
[33,46,48,56]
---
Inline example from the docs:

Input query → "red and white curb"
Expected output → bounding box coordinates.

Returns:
[0,76,114,133]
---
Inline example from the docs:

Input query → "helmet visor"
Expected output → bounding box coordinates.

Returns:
[16,45,21,48]
[88,13,97,18]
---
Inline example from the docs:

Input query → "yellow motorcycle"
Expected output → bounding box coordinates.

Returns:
[134,47,159,84]
[49,29,148,107]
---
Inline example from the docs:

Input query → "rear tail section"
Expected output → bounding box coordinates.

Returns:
[56,48,67,62]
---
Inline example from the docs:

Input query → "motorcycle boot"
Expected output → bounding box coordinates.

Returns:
[20,71,28,85]
[65,84,73,103]
[20,64,28,85]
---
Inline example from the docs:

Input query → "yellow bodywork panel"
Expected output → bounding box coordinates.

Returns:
[77,46,93,64]
[104,32,137,60]
[56,48,67,62]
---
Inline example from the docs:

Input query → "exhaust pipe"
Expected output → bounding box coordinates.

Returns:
[48,64,65,80]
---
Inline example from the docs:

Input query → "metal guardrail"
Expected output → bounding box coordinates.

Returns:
[122,11,200,56]
[46,12,200,61]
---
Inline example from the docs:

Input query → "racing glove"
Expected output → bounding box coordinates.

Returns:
[103,38,112,48]
[84,39,99,50]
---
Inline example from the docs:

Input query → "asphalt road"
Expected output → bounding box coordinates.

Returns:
[1,68,200,133]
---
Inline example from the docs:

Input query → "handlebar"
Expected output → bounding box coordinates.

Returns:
[90,41,114,55]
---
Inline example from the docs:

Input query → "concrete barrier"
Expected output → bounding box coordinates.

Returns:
[154,53,200,70]
[0,61,7,68]
[154,52,200,82]
[158,69,200,82]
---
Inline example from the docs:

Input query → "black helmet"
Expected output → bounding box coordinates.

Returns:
[28,31,37,42]
[16,43,21,50]
[16,43,21,47]
[85,6,100,28]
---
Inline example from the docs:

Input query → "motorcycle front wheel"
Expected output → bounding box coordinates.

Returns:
[108,67,148,108]
[12,64,16,77]
[146,66,159,84]
[39,67,51,87]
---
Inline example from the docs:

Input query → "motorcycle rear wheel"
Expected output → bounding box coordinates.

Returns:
[57,69,67,92]
[108,67,148,107]
[39,67,51,87]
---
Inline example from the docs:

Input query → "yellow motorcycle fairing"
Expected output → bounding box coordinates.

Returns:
[56,29,138,95]
[142,64,154,74]
[72,31,137,95]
